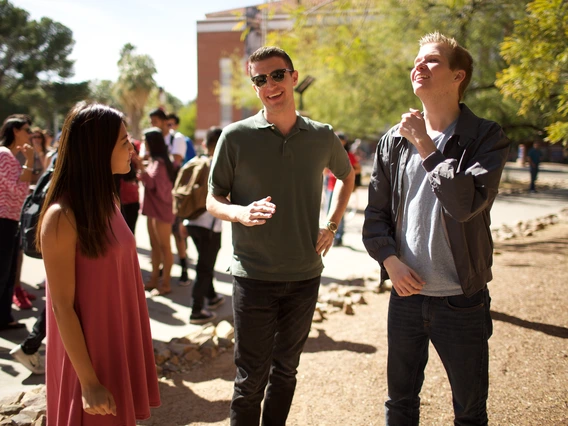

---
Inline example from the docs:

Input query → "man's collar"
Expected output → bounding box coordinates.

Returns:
[253,109,309,131]
[454,103,480,147]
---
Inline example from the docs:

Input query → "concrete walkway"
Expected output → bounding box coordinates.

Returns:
[1,161,566,398]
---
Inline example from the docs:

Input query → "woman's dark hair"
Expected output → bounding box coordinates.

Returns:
[31,127,47,154]
[36,102,125,258]
[144,128,176,183]
[0,114,32,147]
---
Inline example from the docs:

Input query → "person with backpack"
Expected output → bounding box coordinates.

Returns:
[0,114,34,331]
[9,153,58,375]
[177,127,224,324]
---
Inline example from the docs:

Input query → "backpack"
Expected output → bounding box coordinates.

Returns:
[20,165,54,259]
[172,155,211,220]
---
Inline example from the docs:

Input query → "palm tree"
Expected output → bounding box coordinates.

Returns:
[114,44,156,138]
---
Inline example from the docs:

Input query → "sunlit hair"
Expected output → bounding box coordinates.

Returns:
[0,114,32,147]
[248,46,294,76]
[31,127,47,154]
[36,102,125,258]
[143,127,176,183]
[419,32,473,101]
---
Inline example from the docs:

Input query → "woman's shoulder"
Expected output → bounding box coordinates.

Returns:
[42,202,77,236]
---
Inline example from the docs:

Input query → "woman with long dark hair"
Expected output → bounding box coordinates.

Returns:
[37,103,160,425]
[132,128,176,296]
[0,114,34,330]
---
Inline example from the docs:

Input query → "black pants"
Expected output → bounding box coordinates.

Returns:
[185,225,221,312]
[230,275,320,426]
[0,218,20,326]
[21,307,46,354]
[121,202,140,235]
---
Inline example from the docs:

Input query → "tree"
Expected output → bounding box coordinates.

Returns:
[0,0,74,100]
[262,0,527,140]
[496,0,568,146]
[88,80,117,106]
[114,44,156,138]
[177,101,197,140]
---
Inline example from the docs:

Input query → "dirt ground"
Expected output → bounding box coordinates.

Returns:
[138,222,568,426]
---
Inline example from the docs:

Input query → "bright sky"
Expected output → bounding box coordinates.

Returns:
[12,0,260,104]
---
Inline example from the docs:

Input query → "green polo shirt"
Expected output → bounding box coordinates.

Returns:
[209,110,351,281]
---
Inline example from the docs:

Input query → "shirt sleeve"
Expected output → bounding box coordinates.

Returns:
[0,151,29,200]
[208,131,234,197]
[327,133,352,180]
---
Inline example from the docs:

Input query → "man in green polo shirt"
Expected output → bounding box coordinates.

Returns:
[207,46,355,425]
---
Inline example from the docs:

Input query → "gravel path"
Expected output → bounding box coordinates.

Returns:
[139,220,568,426]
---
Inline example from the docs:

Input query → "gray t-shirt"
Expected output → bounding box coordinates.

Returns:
[399,120,463,296]
[209,110,352,281]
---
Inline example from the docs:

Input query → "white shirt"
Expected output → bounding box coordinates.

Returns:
[166,130,187,160]
[140,130,186,161]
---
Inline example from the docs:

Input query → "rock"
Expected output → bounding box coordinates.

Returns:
[9,412,35,426]
[327,295,345,308]
[351,293,367,305]
[169,342,198,357]
[0,405,21,416]
[0,419,16,425]
[215,321,234,340]
[169,355,180,366]
[183,348,203,363]
[312,307,326,323]
[154,347,172,365]
[214,335,233,348]
[200,345,218,358]
[0,394,24,407]
[33,415,46,426]
[186,325,216,346]
[327,283,340,293]
[343,303,355,315]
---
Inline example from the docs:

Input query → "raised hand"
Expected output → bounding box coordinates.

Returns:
[237,196,276,227]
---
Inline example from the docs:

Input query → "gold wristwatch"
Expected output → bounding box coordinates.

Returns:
[326,221,338,235]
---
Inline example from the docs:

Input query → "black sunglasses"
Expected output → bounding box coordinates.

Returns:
[251,68,293,88]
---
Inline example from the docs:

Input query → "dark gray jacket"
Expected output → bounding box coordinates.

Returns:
[363,104,511,297]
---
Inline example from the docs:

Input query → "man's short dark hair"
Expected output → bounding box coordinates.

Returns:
[166,113,180,125]
[205,126,223,150]
[149,108,167,120]
[248,46,294,76]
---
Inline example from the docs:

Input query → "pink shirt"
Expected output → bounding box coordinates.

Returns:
[140,158,175,224]
[0,147,30,221]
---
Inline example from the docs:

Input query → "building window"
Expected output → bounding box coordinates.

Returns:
[220,58,232,127]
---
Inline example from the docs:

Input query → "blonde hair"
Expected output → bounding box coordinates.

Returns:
[419,32,473,101]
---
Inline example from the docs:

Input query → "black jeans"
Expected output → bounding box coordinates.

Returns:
[230,275,320,426]
[0,218,20,326]
[21,307,46,354]
[186,225,221,312]
[386,288,492,426]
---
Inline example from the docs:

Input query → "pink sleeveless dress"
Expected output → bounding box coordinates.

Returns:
[46,208,160,426]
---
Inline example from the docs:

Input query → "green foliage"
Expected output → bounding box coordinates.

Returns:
[0,0,74,100]
[114,44,157,138]
[177,102,197,140]
[251,0,527,140]
[88,80,118,106]
[496,0,568,145]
